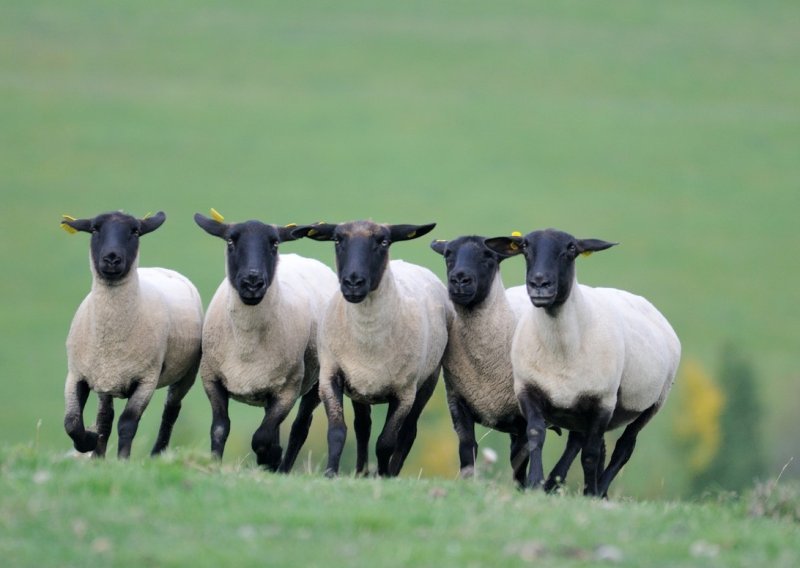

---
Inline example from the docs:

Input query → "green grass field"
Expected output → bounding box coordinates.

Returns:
[2,446,799,567]
[2,0,799,503]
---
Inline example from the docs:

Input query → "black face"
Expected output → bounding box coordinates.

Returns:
[62,211,166,284]
[195,214,304,306]
[484,229,617,313]
[430,236,503,309]
[292,220,437,304]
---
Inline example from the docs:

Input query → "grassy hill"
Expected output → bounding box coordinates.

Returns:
[2,446,799,567]
[2,0,799,498]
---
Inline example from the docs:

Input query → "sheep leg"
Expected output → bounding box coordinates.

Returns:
[391,372,439,476]
[92,394,115,458]
[517,388,547,489]
[151,362,199,456]
[580,409,612,496]
[64,376,98,453]
[376,394,414,477]
[447,392,478,479]
[598,405,657,498]
[117,380,156,459]
[544,430,584,492]
[352,400,372,476]
[252,394,294,472]
[320,370,347,477]
[205,378,231,459]
[278,386,321,473]
[509,428,530,487]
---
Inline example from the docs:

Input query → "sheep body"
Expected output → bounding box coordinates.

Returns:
[201,253,337,406]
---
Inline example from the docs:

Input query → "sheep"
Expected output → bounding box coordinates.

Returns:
[293,220,453,477]
[194,212,338,472]
[485,229,681,496]
[61,211,203,459]
[430,235,532,484]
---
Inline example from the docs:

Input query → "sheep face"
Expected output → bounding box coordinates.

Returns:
[293,220,436,304]
[194,214,302,306]
[62,211,166,283]
[430,236,511,309]
[485,229,616,312]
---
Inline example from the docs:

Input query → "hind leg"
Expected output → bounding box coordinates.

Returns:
[598,406,657,498]
[151,362,199,456]
[279,386,321,473]
[544,430,584,493]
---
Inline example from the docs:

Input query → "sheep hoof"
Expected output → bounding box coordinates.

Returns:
[324,468,338,479]
[73,431,98,453]
[460,466,476,479]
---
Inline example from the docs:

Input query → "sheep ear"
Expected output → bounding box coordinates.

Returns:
[277,223,310,243]
[291,223,338,241]
[388,223,436,242]
[139,211,166,236]
[194,213,229,239]
[577,238,617,256]
[60,215,93,234]
[484,236,524,258]
[430,239,448,255]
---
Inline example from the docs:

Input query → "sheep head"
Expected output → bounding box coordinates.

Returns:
[293,220,436,304]
[61,211,166,284]
[485,229,616,313]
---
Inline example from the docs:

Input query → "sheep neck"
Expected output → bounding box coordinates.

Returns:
[87,257,142,343]
[529,276,588,357]
[226,277,283,334]
[344,264,400,338]
[453,272,516,352]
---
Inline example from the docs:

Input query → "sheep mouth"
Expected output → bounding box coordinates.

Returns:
[238,291,266,306]
[449,290,476,306]
[529,293,556,307]
[342,292,368,304]
[98,268,126,282]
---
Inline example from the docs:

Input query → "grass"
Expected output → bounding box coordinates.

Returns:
[1,446,799,567]
[1,0,799,497]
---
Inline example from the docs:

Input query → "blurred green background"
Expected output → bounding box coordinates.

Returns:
[2,0,798,498]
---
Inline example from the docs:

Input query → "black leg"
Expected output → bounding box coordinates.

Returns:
[64,377,97,453]
[509,425,530,487]
[391,373,439,477]
[151,362,199,456]
[598,405,657,498]
[252,394,294,472]
[117,381,156,459]
[544,430,584,493]
[376,394,414,477]
[321,371,347,477]
[279,385,321,473]
[447,392,478,479]
[352,400,372,476]
[205,378,231,460]
[581,409,612,496]
[517,387,547,490]
[92,394,115,458]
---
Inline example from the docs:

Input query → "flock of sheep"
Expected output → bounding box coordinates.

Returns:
[60,209,680,497]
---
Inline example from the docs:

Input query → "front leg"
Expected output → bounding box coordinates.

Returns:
[544,430,584,493]
[376,390,415,477]
[252,391,296,471]
[447,390,478,479]
[517,386,548,490]
[117,379,157,459]
[204,377,231,460]
[64,374,97,453]
[581,408,612,496]
[319,369,347,477]
[352,400,372,476]
[92,394,115,458]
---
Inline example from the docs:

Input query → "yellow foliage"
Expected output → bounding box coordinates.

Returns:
[673,359,725,472]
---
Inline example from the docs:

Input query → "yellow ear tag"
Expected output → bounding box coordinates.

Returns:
[284,223,297,228]
[210,208,225,223]
[143,211,153,219]
[307,228,318,236]
[61,215,78,234]
[511,231,522,237]
[434,239,446,243]
[580,251,593,257]
[406,230,417,238]
[509,242,519,251]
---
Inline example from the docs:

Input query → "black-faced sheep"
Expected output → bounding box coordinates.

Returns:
[293,221,453,477]
[62,211,203,459]
[485,229,681,496]
[194,213,338,471]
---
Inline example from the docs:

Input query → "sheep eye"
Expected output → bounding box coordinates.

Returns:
[567,243,577,254]
[227,239,234,248]
[272,240,279,249]
[380,239,390,248]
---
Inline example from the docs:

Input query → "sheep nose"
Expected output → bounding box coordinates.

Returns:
[342,273,366,289]
[242,272,265,290]
[449,272,473,287]
[529,273,551,289]
[102,252,122,267]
